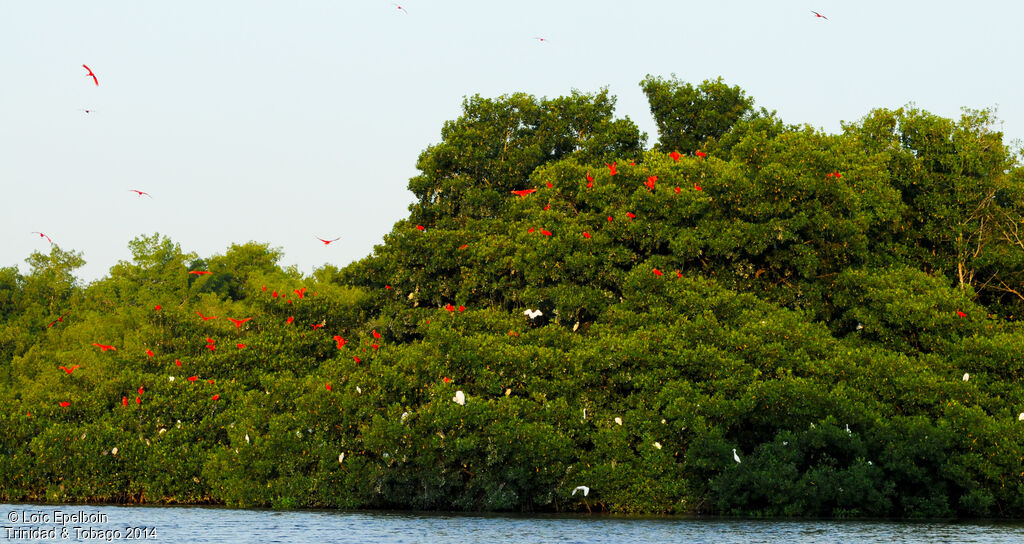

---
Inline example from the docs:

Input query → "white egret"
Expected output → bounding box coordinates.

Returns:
[112,447,119,456]
[524,309,543,319]
[653,442,662,450]
[401,411,410,421]
[453,390,466,405]
[1019,413,1024,421]
[963,373,970,381]
[845,424,852,434]
[614,417,622,426]
[732,449,741,463]
[339,453,345,464]
[572,486,590,497]
[245,434,250,444]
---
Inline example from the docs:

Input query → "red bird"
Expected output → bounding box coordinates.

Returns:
[528,228,535,233]
[146,349,154,358]
[188,270,212,276]
[626,212,636,220]
[326,382,332,391]
[227,317,252,328]
[416,225,425,231]
[206,344,216,352]
[317,236,341,245]
[82,64,98,85]
[541,229,552,236]
[206,337,215,344]
[827,171,843,179]
[333,335,346,348]
[272,291,278,297]
[59,401,71,408]
[676,270,683,278]
[372,343,379,350]
[582,231,592,239]
[294,287,307,299]
[286,316,294,324]
[586,172,594,188]
[236,343,246,349]
[92,343,116,352]
[669,150,681,162]
[458,305,466,312]
[187,376,198,382]
[675,186,681,194]
[392,3,408,14]
[47,311,71,328]
[154,305,161,311]
[645,176,657,191]
[653,268,663,276]
[443,377,452,383]
[445,303,455,312]
[694,183,703,191]
[607,216,613,223]
[695,150,707,159]
[196,312,218,321]
[459,244,468,250]
[129,189,152,198]
[385,284,391,290]
[354,356,361,363]
[138,386,144,395]
[543,204,550,211]
[136,396,141,405]
[811,10,828,20]
[606,162,617,176]
[546,181,553,188]
[372,329,381,339]
[31,231,52,244]
[511,189,537,197]
[175,359,182,366]
[59,365,80,375]
[957,310,967,318]
[312,323,324,330]
[212,394,220,401]
[122,397,128,407]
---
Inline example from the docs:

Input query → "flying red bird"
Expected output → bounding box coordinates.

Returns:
[317,236,341,245]
[31,232,52,244]
[669,150,681,162]
[59,365,80,375]
[811,10,828,20]
[188,270,212,275]
[533,36,549,43]
[653,268,663,276]
[582,231,592,239]
[511,189,537,197]
[196,312,218,321]
[392,3,408,13]
[92,343,116,352]
[59,401,71,408]
[294,287,307,299]
[82,64,98,85]
[458,244,468,250]
[80,109,97,114]
[47,311,71,328]
[606,162,617,176]
[129,189,152,198]
[227,317,252,328]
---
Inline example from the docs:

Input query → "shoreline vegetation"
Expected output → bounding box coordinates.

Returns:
[3,76,1024,518]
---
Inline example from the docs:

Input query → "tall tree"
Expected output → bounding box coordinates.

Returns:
[640,75,755,153]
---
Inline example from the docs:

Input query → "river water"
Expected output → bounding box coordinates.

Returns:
[2,504,1023,543]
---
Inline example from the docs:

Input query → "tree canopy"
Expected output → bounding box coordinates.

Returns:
[3,76,1024,518]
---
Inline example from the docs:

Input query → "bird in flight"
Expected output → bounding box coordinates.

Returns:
[317,236,341,245]
[188,270,212,275]
[511,189,537,197]
[227,317,252,328]
[524,309,543,319]
[82,64,98,85]
[572,486,590,497]
[31,232,52,244]
[392,3,408,14]
[59,365,80,375]
[533,37,549,43]
[196,312,218,321]
[92,343,116,352]
[59,401,71,408]
[47,311,71,328]
[294,287,307,299]
[606,162,617,176]
[129,189,152,198]
[811,10,828,20]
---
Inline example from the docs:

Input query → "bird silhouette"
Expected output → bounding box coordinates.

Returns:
[733,449,742,463]
[511,189,537,197]
[811,10,828,20]
[59,365,80,375]
[188,270,212,275]
[82,64,98,85]
[91,343,116,352]
[196,312,218,321]
[317,236,341,245]
[606,162,617,175]
[129,189,152,198]
[31,232,52,244]
[227,317,252,328]
[392,3,408,14]
[572,486,590,497]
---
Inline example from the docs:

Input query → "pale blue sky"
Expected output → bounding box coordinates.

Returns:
[3,1,1022,282]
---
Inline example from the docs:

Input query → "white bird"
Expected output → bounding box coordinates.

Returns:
[245,434,250,444]
[356,386,362,394]
[963,373,970,381]
[392,3,407,14]
[573,321,580,332]
[845,424,852,434]
[614,417,622,426]
[169,376,174,381]
[524,309,543,319]
[401,411,409,421]
[453,390,466,405]
[856,322,863,330]
[653,442,662,450]
[112,447,119,456]
[732,449,741,463]
[582,408,587,419]
[339,453,345,464]
[572,486,590,497]
[1018,413,1024,421]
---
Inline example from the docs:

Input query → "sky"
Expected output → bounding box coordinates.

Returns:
[3,1,1023,283]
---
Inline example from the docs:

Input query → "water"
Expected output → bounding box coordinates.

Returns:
[2,504,1023,543]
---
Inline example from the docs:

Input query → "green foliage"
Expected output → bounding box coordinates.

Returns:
[3,78,1024,518]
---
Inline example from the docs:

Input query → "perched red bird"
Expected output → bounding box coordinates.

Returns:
[586,172,594,188]
[317,236,341,245]
[528,228,535,233]
[59,401,71,408]
[669,150,681,162]
[188,270,212,276]
[196,312,218,321]
[227,317,252,328]
[212,394,220,401]
[676,270,683,278]
[694,183,703,191]
[154,305,161,311]
[541,229,552,236]
[146,349,154,358]
[92,343,116,352]
[695,150,707,159]
[957,310,967,318]
[511,189,537,197]
[138,386,144,395]
[416,225,425,231]
[187,376,198,382]
[546,181,553,188]
[458,244,468,250]
[626,212,636,220]
[175,359,182,366]
[272,291,278,298]
[206,337,215,344]
[607,216,613,223]
[286,316,294,324]
[372,343,379,350]
[543,204,550,211]
[326,382,332,391]
[582,231,592,239]
[136,396,141,405]
[445,303,455,312]
[333,335,346,349]
[354,356,361,363]
[606,162,617,176]
[653,268,663,276]
[443,377,451,383]
[294,287,307,299]
[372,329,381,339]
[645,176,657,190]
[826,171,843,179]
[675,186,681,194]
[458,305,466,312]
[122,397,128,407]
[206,344,216,352]
[312,323,324,330]
[236,343,246,349]
[82,64,98,85]
[59,365,80,375]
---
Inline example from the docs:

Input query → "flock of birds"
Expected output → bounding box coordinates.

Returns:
[34,6,1020,504]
